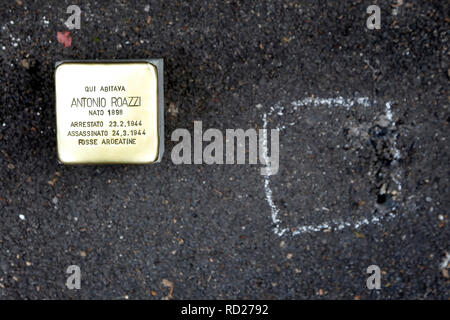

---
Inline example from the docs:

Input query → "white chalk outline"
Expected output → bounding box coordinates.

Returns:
[440,252,450,270]
[261,97,402,236]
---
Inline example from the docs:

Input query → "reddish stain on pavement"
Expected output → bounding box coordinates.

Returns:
[57,31,72,48]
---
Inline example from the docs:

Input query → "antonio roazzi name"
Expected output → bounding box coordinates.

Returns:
[70,96,142,108]
[70,86,142,111]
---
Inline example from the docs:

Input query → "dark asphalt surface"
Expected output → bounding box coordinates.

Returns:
[0,0,449,299]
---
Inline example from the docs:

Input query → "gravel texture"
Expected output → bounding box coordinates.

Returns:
[0,0,448,299]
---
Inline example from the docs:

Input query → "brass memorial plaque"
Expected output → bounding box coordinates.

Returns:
[55,60,164,164]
